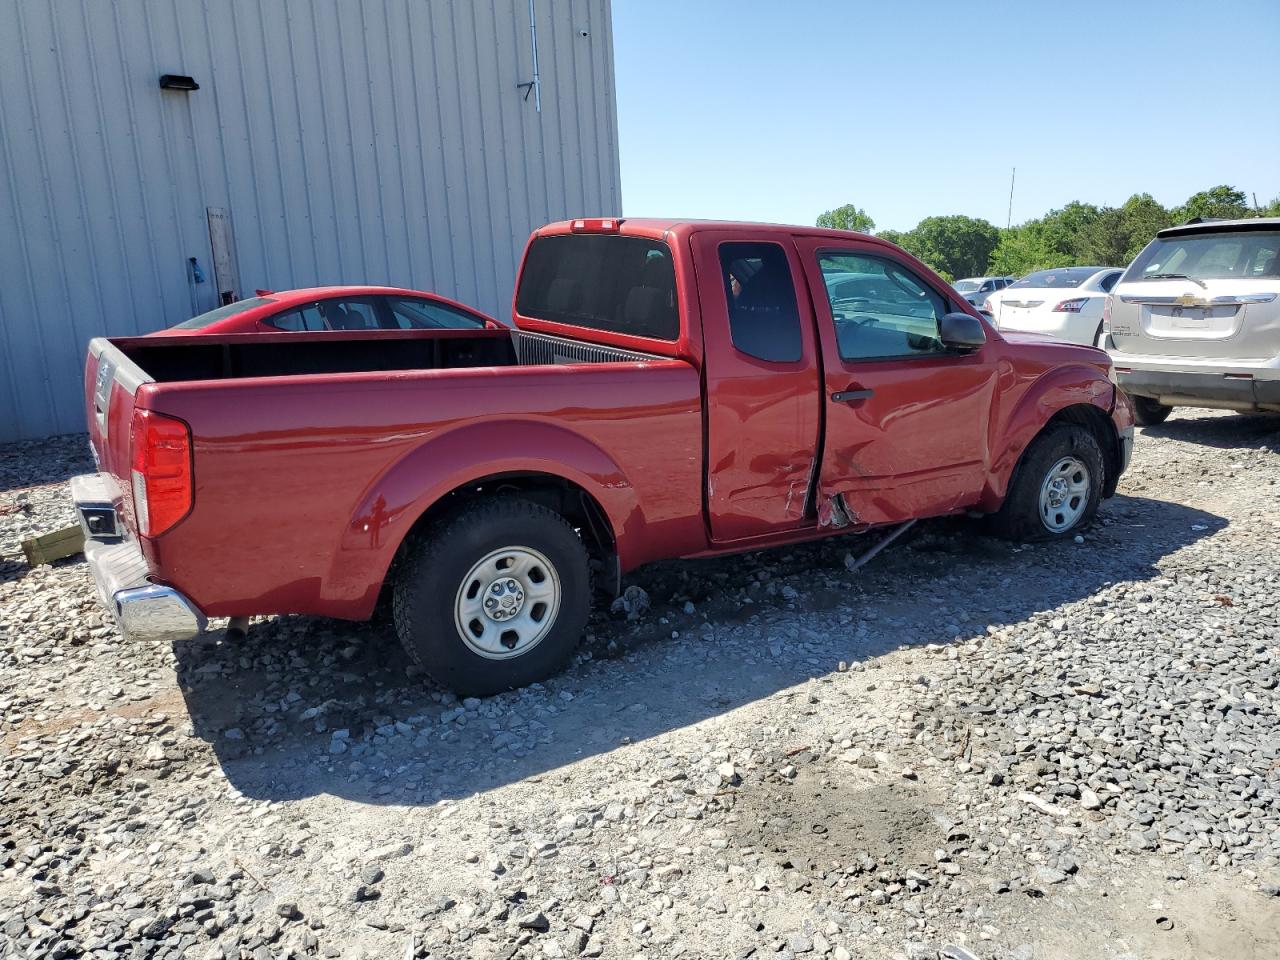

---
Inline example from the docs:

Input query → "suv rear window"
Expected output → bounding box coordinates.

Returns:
[516,235,678,341]
[1125,230,1280,281]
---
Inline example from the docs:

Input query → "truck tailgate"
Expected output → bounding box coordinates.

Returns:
[84,338,153,530]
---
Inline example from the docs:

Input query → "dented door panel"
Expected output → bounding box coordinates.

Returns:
[694,231,824,542]
[795,237,998,526]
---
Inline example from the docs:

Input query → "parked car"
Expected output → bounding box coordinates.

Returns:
[953,276,1016,310]
[149,286,500,336]
[74,217,1133,696]
[983,267,1124,344]
[1103,217,1280,425]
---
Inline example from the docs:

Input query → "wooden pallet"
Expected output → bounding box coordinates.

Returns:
[21,524,85,566]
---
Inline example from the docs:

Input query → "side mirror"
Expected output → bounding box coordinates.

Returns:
[939,312,987,352]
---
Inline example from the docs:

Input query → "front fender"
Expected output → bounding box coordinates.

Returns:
[981,363,1115,510]
[323,419,642,617]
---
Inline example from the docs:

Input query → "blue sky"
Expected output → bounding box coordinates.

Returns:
[611,0,1280,231]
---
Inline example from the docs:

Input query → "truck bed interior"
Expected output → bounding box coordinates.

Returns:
[110,329,657,383]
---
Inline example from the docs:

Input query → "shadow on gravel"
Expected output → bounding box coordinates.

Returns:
[177,493,1226,807]
[1142,411,1280,452]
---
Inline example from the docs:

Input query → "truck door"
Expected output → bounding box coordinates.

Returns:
[693,232,822,542]
[794,237,997,526]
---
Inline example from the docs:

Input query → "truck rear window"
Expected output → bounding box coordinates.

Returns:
[516,235,679,341]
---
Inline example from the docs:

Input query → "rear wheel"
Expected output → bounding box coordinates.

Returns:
[1131,395,1172,426]
[393,498,590,696]
[988,424,1104,541]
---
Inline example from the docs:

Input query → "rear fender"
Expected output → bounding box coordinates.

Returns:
[980,364,1115,511]
[325,420,641,617]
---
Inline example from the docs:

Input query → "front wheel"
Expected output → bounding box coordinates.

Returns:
[1131,395,1172,426]
[393,498,591,697]
[988,424,1105,541]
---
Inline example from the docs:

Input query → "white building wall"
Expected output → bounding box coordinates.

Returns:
[0,0,621,440]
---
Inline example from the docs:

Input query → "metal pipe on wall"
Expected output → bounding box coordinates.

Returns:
[529,0,541,112]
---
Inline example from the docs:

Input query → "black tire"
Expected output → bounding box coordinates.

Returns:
[1131,395,1173,427]
[988,424,1105,541]
[392,498,591,697]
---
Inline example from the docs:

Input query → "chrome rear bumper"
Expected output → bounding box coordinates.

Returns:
[73,473,205,643]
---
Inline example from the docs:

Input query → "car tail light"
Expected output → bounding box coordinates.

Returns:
[1101,294,1113,333]
[570,217,621,233]
[130,409,193,537]
[1053,298,1088,313]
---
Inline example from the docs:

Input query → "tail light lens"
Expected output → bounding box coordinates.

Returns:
[130,409,193,536]
[1101,294,1113,333]
[1053,298,1088,313]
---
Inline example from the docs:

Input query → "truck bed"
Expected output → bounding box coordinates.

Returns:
[85,327,705,622]
[104,327,661,383]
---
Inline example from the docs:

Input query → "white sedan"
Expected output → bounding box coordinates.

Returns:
[984,267,1124,345]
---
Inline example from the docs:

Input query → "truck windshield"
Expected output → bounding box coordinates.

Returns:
[953,279,981,292]
[170,296,276,330]
[1125,230,1280,281]
[516,234,678,341]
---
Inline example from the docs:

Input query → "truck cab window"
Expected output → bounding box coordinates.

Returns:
[718,242,803,362]
[817,252,946,361]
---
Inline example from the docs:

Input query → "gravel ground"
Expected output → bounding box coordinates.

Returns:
[2,410,1278,960]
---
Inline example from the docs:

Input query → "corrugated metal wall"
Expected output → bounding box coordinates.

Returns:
[0,0,621,441]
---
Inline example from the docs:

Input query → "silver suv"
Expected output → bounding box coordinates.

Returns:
[1103,218,1280,425]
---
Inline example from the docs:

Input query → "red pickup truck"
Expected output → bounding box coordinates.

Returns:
[75,218,1133,695]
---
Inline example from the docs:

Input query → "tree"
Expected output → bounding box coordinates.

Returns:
[875,228,908,249]
[1075,207,1131,267]
[816,204,875,234]
[989,220,1063,276]
[1045,201,1102,258]
[902,215,999,279]
[816,184,1270,280]
[1173,185,1250,223]
[1075,194,1174,266]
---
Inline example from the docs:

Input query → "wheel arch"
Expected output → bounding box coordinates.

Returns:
[329,420,637,619]
[982,366,1120,511]
[386,469,621,601]
[1043,402,1122,498]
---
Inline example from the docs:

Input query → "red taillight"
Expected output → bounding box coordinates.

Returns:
[1053,298,1088,313]
[130,409,193,537]
[569,217,621,233]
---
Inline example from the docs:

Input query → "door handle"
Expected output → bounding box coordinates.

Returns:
[832,388,874,403]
